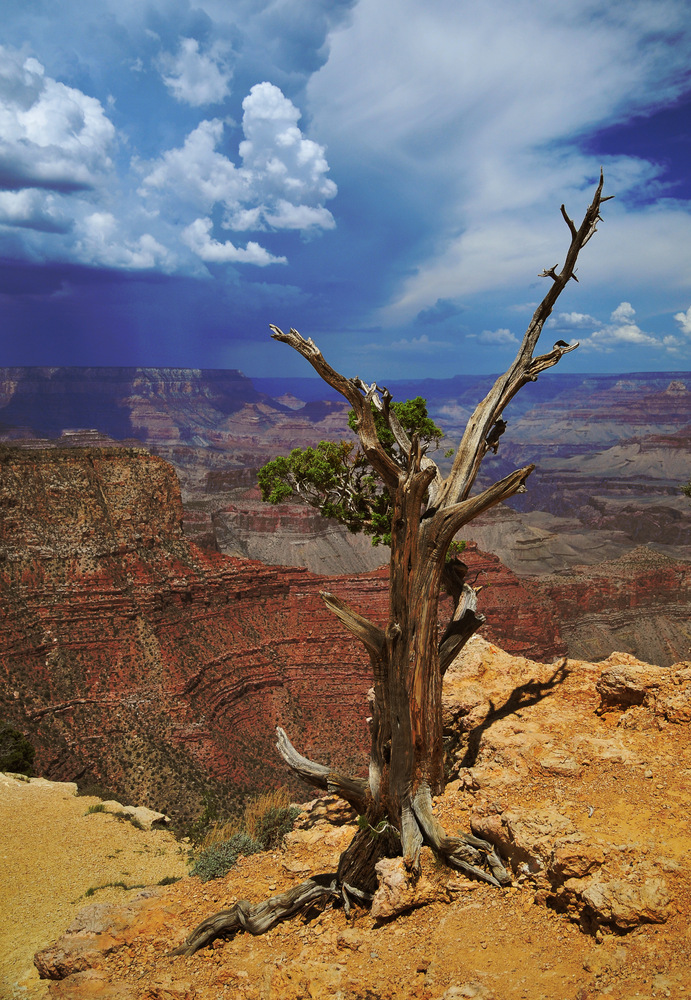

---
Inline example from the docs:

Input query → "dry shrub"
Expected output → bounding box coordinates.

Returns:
[192,788,299,880]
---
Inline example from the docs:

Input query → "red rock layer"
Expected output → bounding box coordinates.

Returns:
[0,448,565,822]
[533,547,691,667]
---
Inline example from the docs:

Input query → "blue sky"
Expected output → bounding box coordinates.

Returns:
[1,0,690,378]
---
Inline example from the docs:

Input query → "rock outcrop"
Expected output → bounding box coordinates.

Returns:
[0,447,381,822]
[30,636,691,1000]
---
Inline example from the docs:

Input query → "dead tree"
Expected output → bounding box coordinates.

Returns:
[174,172,611,956]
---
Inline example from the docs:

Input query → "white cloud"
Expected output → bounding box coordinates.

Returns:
[307,0,691,325]
[674,306,691,336]
[0,189,71,232]
[238,82,337,222]
[75,212,173,270]
[139,118,244,210]
[139,82,337,257]
[0,46,115,191]
[549,311,598,330]
[610,301,636,323]
[181,216,286,266]
[578,302,677,353]
[477,327,518,345]
[159,37,232,107]
[388,333,450,351]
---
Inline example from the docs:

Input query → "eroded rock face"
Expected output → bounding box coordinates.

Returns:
[0,448,570,824]
[597,655,691,723]
[0,448,385,821]
[533,547,691,667]
[28,636,691,999]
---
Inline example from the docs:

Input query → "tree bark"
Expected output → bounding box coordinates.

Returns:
[176,176,610,952]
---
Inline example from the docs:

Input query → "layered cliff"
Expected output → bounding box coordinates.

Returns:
[534,546,691,666]
[0,447,380,822]
[0,448,566,825]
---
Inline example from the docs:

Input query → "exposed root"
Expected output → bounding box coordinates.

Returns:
[170,874,339,957]
[413,783,511,888]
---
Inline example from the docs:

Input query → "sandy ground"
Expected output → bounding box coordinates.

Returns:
[0,773,188,999]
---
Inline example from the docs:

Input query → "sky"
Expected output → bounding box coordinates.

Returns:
[1,0,690,379]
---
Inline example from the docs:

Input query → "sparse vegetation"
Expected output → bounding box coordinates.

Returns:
[85,803,106,814]
[190,788,300,882]
[84,881,146,898]
[0,721,36,776]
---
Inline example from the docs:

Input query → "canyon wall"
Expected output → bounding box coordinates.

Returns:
[534,547,691,667]
[0,447,565,824]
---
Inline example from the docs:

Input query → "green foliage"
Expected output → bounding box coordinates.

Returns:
[258,396,444,546]
[682,480,691,499]
[189,831,264,882]
[446,539,467,561]
[347,396,444,458]
[85,803,106,815]
[251,803,301,850]
[189,792,300,882]
[0,721,35,776]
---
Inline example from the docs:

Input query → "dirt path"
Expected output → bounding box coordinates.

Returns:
[0,773,188,1000]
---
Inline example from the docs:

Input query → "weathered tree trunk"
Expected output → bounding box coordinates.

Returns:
[175,174,611,954]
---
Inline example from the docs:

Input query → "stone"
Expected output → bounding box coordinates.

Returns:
[371,853,447,921]
[581,875,671,930]
[100,801,170,830]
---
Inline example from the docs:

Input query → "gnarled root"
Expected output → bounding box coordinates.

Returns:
[171,874,340,957]
[413,783,511,887]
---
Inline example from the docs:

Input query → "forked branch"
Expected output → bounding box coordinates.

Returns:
[276,727,369,813]
[438,172,611,507]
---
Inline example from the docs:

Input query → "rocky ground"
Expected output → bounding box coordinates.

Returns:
[8,637,689,1000]
[0,775,188,1000]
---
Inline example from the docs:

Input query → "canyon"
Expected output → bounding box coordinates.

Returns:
[0,446,565,823]
[14,635,691,999]
[0,366,690,820]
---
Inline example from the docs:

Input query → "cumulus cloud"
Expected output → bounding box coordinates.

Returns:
[476,327,518,345]
[238,82,337,221]
[674,306,691,336]
[577,302,680,353]
[0,46,115,192]
[159,37,232,107]
[0,189,71,232]
[139,118,244,210]
[180,217,286,266]
[549,311,598,330]
[74,212,173,270]
[139,81,336,266]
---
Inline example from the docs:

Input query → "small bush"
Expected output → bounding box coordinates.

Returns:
[190,831,263,882]
[248,799,300,850]
[189,787,300,881]
[0,722,35,776]
[85,803,106,815]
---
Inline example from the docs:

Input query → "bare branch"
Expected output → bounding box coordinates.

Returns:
[269,326,401,489]
[436,171,610,508]
[435,464,535,548]
[438,584,486,674]
[412,784,510,886]
[276,727,369,813]
[320,591,385,660]
[560,204,577,239]
[172,876,339,955]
